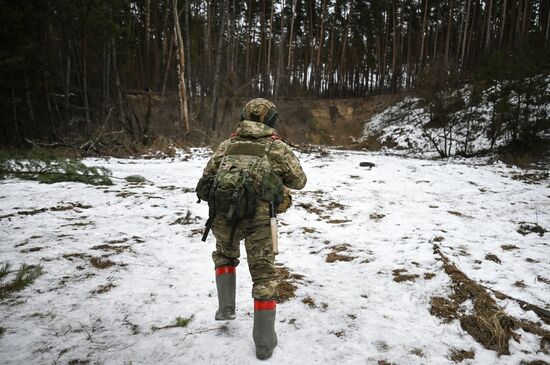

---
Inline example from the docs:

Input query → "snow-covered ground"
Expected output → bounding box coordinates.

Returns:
[361,80,550,158]
[1,149,549,364]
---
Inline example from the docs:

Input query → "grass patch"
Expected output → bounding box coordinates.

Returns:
[276,266,305,303]
[393,268,420,283]
[325,244,356,263]
[501,244,519,251]
[0,263,43,299]
[410,348,424,357]
[511,172,549,184]
[63,253,91,261]
[424,272,436,280]
[116,191,137,198]
[326,219,352,224]
[20,246,44,253]
[151,315,194,331]
[326,252,356,262]
[432,244,522,355]
[170,210,195,225]
[302,296,316,308]
[449,349,475,363]
[91,283,116,294]
[90,257,116,269]
[485,254,501,264]
[0,326,5,338]
[0,264,9,281]
[91,244,131,254]
[517,222,547,237]
[369,212,386,221]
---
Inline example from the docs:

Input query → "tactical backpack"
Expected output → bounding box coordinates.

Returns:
[196,136,284,243]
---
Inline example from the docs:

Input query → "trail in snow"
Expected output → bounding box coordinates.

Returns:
[0,149,549,364]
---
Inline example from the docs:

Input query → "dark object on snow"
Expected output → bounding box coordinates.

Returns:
[359,162,375,169]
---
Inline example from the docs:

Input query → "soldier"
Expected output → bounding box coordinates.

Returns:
[197,98,307,360]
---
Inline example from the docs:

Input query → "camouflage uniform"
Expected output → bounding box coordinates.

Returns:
[203,120,307,300]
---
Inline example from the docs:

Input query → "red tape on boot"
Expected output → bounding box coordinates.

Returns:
[254,299,277,311]
[215,266,236,276]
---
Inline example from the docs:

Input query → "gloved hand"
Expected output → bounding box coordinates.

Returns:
[276,187,292,214]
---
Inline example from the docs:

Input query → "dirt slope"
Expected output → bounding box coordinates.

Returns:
[128,93,402,147]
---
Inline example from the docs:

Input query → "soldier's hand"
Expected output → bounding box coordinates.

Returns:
[276,187,292,214]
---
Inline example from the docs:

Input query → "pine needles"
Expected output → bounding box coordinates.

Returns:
[0,154,113,186]
[151,315,194,331]
[0,263,43,300]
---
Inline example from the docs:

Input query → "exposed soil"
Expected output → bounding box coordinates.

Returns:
[126,93,403,148]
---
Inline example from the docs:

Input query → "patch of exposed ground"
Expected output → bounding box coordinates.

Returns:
[449,349,475,363]
[369,213,386,221]
[392,268,420,283]
[90,257,117,269]
[485,254,501,264]
[295,193,348,223]
[431,244,550,356]
[0,202,91,220]
[325,244,357,263]
[517,222,547,237]
[512,172,549,184]
[90,282,116,295]
[275,265,305,303]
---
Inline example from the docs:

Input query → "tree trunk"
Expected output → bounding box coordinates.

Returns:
[391,0,399,91]
[315,0,328,95]
[161,31,174,98]
[485,0,493,50]
[460,0,471,68]
[11,87,20,143]
[80,38,92,133]
[266,0,274,94]
[184,0,194,122]
[64,46,71,122]
[173,0,190,134]
[145,0,151,90]
[499,0,507,47]
[275,0,286,97]
[245,0,253,95]
[444,0,454,66]
[287,0,297,69]
[112,39,131,138]
[432,0,441,61]
[420,0,429,66]
[210,0,227,131]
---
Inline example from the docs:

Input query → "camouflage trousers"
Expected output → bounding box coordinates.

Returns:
[212,216,278,300]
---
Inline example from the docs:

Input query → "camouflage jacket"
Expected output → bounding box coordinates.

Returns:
[203,121,307,193]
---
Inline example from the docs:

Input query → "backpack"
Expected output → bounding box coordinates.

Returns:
[196,136,284,242]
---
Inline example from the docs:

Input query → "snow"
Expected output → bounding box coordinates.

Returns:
[1,149,549,364]
[361,80,550,158]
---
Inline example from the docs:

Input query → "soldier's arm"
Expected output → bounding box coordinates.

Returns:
[271,142,307,190]
[203,139,230,175]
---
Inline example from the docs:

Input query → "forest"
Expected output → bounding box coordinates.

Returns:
[1,0,549,149]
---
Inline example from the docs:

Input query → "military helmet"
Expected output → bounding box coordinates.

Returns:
[240,98,279,128]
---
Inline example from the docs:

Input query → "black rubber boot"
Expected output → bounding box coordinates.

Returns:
[253,299,278,360]
[215,266,236,321]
